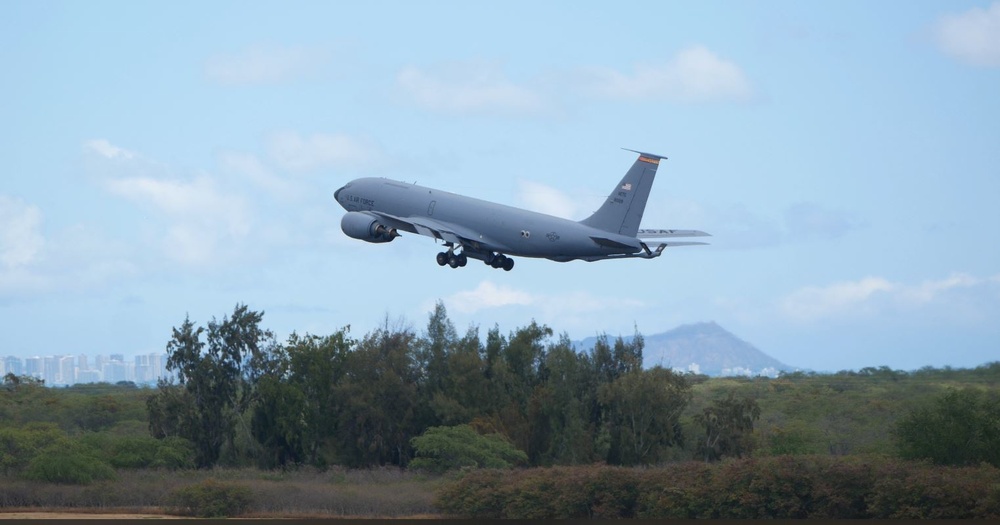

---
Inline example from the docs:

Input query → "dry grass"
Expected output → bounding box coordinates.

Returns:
[0,466,443,518]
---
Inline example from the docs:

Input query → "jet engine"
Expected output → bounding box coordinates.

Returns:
[341,211,399,243]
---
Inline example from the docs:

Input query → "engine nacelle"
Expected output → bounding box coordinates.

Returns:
[341,211,399,243]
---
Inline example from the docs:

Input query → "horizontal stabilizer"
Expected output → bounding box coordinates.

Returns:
[590,236,636,250]
[659,241,710,247]
[637,229,711,238]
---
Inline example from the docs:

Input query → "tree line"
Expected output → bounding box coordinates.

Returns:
[144,303,760,470]
[4,302,997,477]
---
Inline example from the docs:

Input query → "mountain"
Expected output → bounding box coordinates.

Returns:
[574,321,795,377]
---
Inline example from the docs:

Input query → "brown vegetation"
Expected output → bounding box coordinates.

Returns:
[435,457,1000,519]
[0,467,440,518]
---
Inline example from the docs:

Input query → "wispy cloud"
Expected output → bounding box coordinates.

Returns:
[778,272,1000,322]
[104,174,251,266]
[205,44,327,85]
[84,139,137,160]
[217,151,297,198]
[516,180,580,219]
[697,201,859,249]
[783,202,860,242]
[266,131,381,172]
[396,61,544,115]
[577,46,754,103]
[438,280,535,315]
[0,196,135,298]
[432,280,646,334]
[87,138,253,267]
[0,196,44,269]
[933,2,1000,67]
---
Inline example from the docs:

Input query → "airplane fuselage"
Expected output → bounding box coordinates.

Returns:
[335,177,643,262]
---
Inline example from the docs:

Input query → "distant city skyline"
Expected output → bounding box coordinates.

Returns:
[2,352,172,386]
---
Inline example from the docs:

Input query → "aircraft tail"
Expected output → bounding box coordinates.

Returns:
[580,149,665,237]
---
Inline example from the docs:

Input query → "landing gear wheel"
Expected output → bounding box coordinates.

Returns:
[502,258,514,271]
[458,254,468,267]
[436,252,448,266]
[448,255,460,268]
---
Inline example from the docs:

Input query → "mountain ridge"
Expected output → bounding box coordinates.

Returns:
[574,321,795,377]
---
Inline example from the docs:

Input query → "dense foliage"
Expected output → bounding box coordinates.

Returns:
[144,302,694,470]
[1,303,998,519]
[410,424,528,472]
[435,457,1000,518]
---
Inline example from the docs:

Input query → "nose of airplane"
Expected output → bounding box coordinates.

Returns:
[334,186,343,202]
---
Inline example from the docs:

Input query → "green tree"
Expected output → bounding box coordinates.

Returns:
[894,388,1000,467]
[251,374,307,468]
[410,424,527,472]
[536,335,597,465]
[695,392,762,462]
[148,304,281,468]
[282,330,352,467]
[599,367,691,465]
[335,322,421,467]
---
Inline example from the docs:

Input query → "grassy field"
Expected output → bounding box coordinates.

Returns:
[0,466,445,518]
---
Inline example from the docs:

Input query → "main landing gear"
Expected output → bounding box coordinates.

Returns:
[486,253,514,272]
[436,251,467,268]
[435,249,514,271]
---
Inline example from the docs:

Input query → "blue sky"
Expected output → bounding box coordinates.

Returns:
[2,1,998,372]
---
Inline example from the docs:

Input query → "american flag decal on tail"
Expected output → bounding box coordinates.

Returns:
[621,183,632,191]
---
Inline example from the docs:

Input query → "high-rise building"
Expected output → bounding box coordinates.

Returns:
[0,355,24,376]
[76,369,102,383]
[5,356,24,376]
[94,354,107,373]
[43,356,61,385]
[25,357,42,380]
[60,355,76,385]
[103,360,128,383]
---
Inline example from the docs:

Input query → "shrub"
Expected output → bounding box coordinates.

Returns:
[168,478,253,517]
[434,457,1000,519]
[867,459,1000,518]
[152,436,197,470]
[22,446,116,485]
[410,425,527,473]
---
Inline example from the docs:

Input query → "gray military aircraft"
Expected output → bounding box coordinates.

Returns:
[334,149,709,271]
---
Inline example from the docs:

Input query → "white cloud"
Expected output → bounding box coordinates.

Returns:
[396,61,544,115]
[84,139,136,160]
[0,196,44,269]
[516,180,579,219]
[86,139,254,266]
[217,151,298,198]
[266,131,380,172]
[434,281,646,332]
[104,174,250,265]
[933,2,1000,67]
[783,202,859,242]
[780,276,895,321]
[205,45,326,85]
[579,46,753,103]
[0,197,138,298]
[779,272,999,322]
[696,201,858,250]
[439,280,535,315]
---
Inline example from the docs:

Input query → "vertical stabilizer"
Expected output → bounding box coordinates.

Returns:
[580,149,665,237]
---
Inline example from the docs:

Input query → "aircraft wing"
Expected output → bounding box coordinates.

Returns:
[637,229,711,239]
[368,211,506,252]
